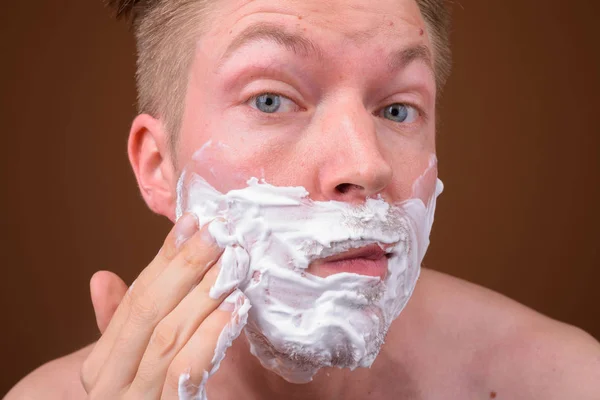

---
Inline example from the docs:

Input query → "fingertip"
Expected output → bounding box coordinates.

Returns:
[217,299,236,312]
[217,290,249,314]
[90,271,127,299]
[174,213,199,249]
[160,213,199,261]
[90,271,111,302]
[89,270,128,334]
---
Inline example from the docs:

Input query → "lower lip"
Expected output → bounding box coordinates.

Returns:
[311,257,388,280]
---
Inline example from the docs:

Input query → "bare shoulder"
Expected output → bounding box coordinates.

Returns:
[5,343,95,400]
[414,269,600,399]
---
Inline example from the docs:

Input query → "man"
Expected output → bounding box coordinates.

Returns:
[6,0,600,398]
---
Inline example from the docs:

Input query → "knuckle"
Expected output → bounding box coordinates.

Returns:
[129,295,160,324]
[180,245,208,270]
[150,321,179,356]
[133,360,155,387]
[159,238,179,262]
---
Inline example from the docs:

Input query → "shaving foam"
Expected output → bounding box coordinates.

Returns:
[175,153,442,398]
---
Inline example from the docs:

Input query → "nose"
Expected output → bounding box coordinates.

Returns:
[314,96,393,203]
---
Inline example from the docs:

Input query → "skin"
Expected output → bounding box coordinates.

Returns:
[6,0,600,398]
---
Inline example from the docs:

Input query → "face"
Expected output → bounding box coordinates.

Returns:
[130,0,441,383]
[173,0,437,207]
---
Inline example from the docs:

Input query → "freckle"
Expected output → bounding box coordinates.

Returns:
[388,21,394,26]
[490,391,497,399]
[229,30,232,34]
[298,15,302,19]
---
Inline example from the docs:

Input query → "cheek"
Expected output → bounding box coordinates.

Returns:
[411,160,438,204]
[386,151,438,204]
[178,115,311,193]
[179,134,298,194]
[181,144,255,192]
[177,113,263,192]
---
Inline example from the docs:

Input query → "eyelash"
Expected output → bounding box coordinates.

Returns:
[246,91,427,124]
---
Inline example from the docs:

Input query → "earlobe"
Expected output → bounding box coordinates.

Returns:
[128,114,177,222]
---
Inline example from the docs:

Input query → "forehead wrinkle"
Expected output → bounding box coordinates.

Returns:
[217,22,324,71]
[342,27,378,44]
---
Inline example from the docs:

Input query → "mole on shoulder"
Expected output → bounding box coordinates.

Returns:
[490,391,497,399]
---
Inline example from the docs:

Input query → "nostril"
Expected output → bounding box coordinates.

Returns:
[336,183,363,194]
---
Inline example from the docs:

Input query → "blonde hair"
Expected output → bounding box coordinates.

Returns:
[109,0,452,148]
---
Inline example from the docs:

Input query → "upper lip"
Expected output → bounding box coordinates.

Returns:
[316,244,387,264]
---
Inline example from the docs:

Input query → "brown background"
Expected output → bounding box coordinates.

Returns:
[1,0,599,395]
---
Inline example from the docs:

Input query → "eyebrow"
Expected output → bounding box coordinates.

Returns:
[218,22,433,74]
[218,22,324,69]
[387,44,434,73]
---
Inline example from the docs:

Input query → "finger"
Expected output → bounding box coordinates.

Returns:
[90,271,128,334]
[81,213,199,392]
[92,221,223,392]
[161,291,250,400]
[128,260,235,397]
[102,213,200,336]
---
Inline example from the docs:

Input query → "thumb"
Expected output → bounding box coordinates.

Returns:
[89,270,128,334]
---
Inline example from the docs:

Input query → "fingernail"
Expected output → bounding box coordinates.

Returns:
[218,300,236,312]
[175,213,198,249]
[218,290,246,312]
[200,226,217,245]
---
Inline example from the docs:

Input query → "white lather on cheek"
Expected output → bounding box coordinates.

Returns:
[411,154,441,202]
[410,154,443,260]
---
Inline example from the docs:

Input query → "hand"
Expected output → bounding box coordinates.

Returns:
[81,213,242,399]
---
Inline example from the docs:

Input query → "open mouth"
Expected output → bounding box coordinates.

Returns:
[308,244,393,279]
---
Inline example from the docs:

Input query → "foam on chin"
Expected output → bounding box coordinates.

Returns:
[175,157,442,398]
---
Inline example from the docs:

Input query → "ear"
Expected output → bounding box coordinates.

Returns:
[128,114,177,222]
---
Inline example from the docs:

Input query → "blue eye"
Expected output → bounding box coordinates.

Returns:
[255,93,281,113]
[249,93,300,113]
[382,103,419,123]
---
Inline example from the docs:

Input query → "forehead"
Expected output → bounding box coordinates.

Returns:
[199,0,428,57]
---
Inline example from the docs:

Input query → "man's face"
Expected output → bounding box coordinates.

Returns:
[153,0,440,381]
[174,0,437,207]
